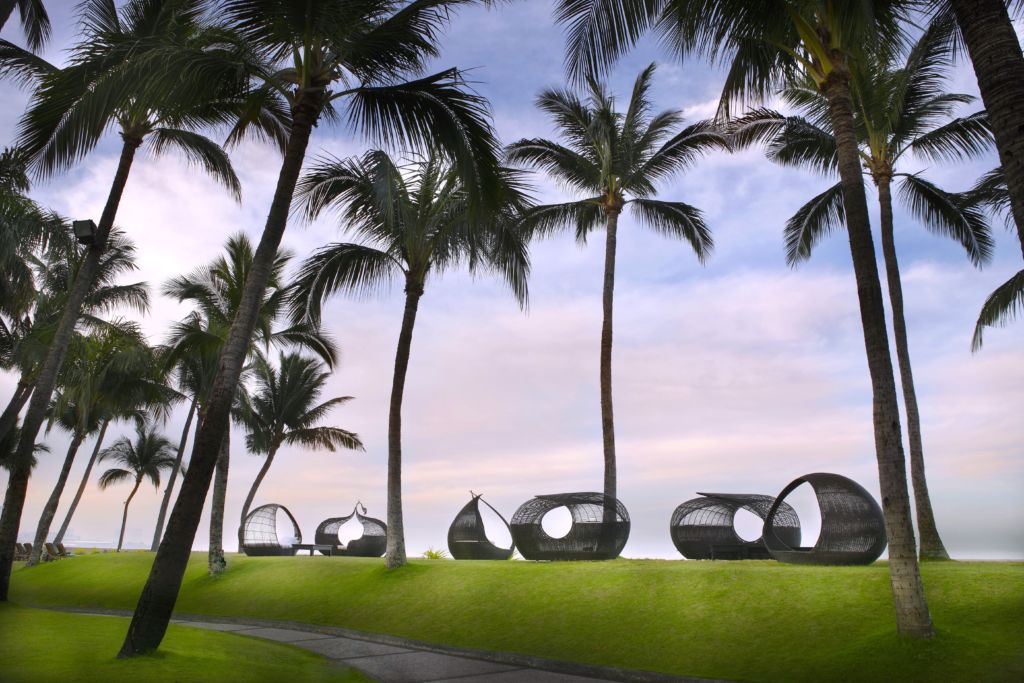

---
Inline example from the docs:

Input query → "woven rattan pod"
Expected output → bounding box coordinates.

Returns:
[763,473,887,565]
[670,492,801,559]
[510,492,629,560]
[240,503,300,556]
[315,503,387,557]
[447,492,514,560]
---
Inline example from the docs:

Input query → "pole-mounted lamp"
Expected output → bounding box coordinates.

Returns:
[72,219,97,246]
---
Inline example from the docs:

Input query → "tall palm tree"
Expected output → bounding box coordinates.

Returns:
[554,0,934,639]
[238,351,363,534]
[98,422,179,552]
[0,0,50,50]
[289,149,529,569]
[506,64,724,524]
[161,233,336,574]
[0,0,248,600]
[28,325,176,565]
[121,0,505,655]
[730,19,994,561]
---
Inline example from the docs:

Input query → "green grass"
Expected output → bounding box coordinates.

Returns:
[10,553,1024,682]
[0,602,368,682]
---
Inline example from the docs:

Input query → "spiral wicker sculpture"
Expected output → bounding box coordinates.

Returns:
[670,492,801,560]
[448,492,514,560]
[314,503,387,557]
[510,492,629,560]
[240,503,300,556]
[763,472,887,565]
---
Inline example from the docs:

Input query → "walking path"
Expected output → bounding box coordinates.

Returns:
[54,607,728,683]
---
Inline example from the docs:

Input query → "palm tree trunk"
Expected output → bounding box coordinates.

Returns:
[0,380,33,443]
[238,444,279,548]
[600,207,619,525]
[118,98,323,657]
[951,0,1024,254]
[117,478,142,552]
[385,281,424,570]
[27,432,85,565]
[151,398,197,551]
[0,135,142,601]
[876,176,950,562]
[207,429,229,575]
[54,420,109,545]
[822,65,933,638]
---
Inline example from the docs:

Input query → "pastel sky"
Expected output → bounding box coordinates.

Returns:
[1,2,1021,560]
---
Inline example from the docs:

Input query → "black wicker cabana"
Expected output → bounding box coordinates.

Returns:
[447,492,514,560]
[240,503,300,556]
[510,492,629,560]
[764,472,887,565]
[670,492,801,560]
[314,503,387,557]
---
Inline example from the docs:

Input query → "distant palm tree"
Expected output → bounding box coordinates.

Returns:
[161,233,336,574]
[730,17,994,561]
[0,0,50,50]
[290,149,529,568]
[0,0,249,599]
[506,64,725,518]
[552,0,935,640]
[238,351,363,533]
[98,423,179,552]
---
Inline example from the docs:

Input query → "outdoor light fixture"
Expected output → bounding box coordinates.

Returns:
[72,219,98,245]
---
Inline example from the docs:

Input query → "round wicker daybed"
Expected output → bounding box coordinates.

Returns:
[510,492,630,561]
[314,503,387,557]
[240,503,300,556]
[447,492,514,560]
[763,472,887,565]
[670,492,801,560]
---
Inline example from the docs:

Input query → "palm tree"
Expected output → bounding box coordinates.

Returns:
[729,19,994,561]
[0,0,50,50]
[121,0,505,655]
[289,149,529,569]
[0,0,247,600]
[98,423,179,552]
[553,0,934,639]
[160,233,337,574]
[28,325,176,565]
[506,64,724,523]
[238,351,363,534]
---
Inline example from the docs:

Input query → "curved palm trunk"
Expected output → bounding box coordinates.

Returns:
[385,281,424,570]
[823,67,933,638]
[151,398,197,551]
[0,380,33,443]
[207,429,229,575]
[600,208,619,524]
[876,177,950,561]
[0,136,141,601]
[951,0,1024,254]
[27,431,85,565]
[55,420,109,545]
[117,478,143,552]
[238,444,279,546]
[119,99,322,657]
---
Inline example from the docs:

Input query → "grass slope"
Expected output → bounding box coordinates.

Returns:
[11,554,1024,683]
[0,603,367,682]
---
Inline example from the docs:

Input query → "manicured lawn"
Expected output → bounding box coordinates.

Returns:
[0,602,368,682]
[10,553,1024,682]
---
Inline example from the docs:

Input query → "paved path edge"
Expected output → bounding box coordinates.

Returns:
[35,605,732,683]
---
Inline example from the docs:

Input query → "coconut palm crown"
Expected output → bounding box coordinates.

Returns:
[505,63,726,517]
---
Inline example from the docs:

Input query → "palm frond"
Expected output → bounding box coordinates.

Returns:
[897,173,994,267]
[907,111,992,164]
[972,268,1024,351]
[288,243,401,323]
[783,181,845,266]
[148,127,242,200]
[629,198,712,263]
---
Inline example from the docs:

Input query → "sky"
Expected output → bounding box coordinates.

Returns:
[0,2,1021,560]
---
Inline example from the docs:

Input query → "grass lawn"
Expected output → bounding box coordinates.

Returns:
[0,602,368,682]
[10,553,1024,682]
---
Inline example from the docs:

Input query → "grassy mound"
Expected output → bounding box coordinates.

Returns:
[0,603,367,682]
[11,553,1023,682]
